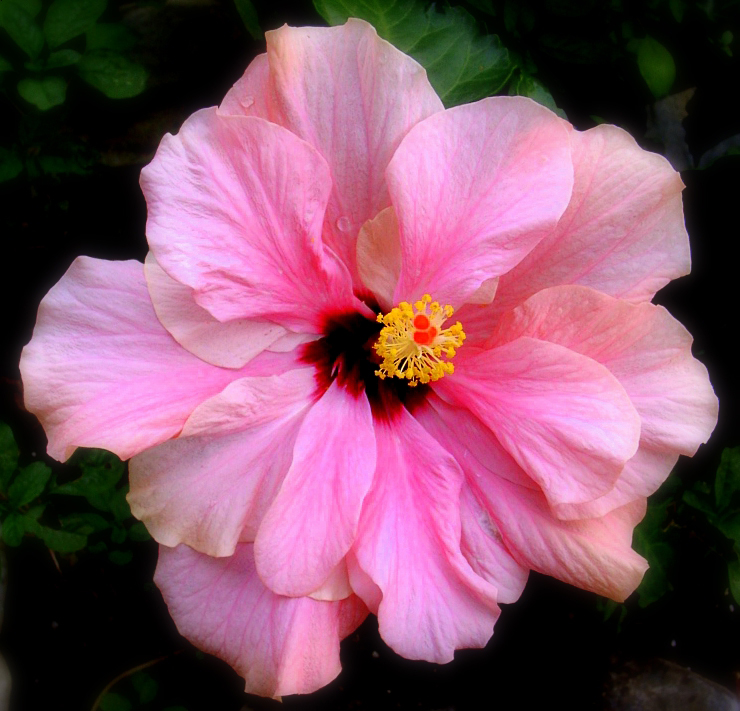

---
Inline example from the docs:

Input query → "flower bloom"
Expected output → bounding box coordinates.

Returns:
[21,19,717,698]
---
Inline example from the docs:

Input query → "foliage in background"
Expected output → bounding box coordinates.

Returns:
[0,421,149,562]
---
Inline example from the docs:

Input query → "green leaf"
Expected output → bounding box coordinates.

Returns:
[669,0,684,22]
[60,512,110,535]
[715,447,740,510]
[0,148,23,183]
[8,461,51,507]
[682,489,718,523]
[0,2,44,58]
[127,521,151,542]
[0,422,20,491]
[85,22,136,51]
[3,0,43,18]
[38,525,87,552]
[729,560,740,604]
[234,0,261,40]
[131,672,158,704]
[43,0,106,48]
[636,36,675,98]
[508,72,565,117]
[100,692,132,711]
[78,50,147,98]
[632,499,674,606]
[314,0,516,106]
[47,48,82,67]
[1,512,26,546]
[108,549,133,565]
[0,55,13,71]
[38,153,91,175]
[716,511,740,546]
[17,75,67,109]
[111,524,126,544]
[54,449,123,499]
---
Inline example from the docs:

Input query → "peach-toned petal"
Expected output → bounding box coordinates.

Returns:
[259,19,444,284]
[141,108,363,332]
[491,285,718,518]
[144,253,286,369]
[155,543,368,698]
[350,408,499,663]
[435,337,641,507]
[255,381,376,597]
[388,97,573,307]
[218,52,271,117]
[474,474,648,601]
[494,124,690,313]
[19,258,248,461]
[128,406,308,557]
[356,207,401,311]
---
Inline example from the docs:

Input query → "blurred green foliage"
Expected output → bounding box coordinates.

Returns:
[0,421,149,561]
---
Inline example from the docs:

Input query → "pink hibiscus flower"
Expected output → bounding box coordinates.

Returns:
[20,18,718,698]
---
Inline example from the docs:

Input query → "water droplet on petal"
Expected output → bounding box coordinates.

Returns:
[243,95,255,108]
[336,216,352,232]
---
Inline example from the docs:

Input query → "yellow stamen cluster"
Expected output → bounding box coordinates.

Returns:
[374,294,465,387]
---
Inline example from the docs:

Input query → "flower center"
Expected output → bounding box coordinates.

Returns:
[373,294,465,387]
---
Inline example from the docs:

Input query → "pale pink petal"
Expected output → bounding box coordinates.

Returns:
[459,484,529,604]
[308,559,353,602]
[411,394,530,602]
[180,368,318,438]
[388,97,573,307]
[19,258,248,461]
[144,253,286,369]
[473,473,648,601]
[259,19,444,284]
[491,285,718,517]
[350,410,499,663]
[141,108,363,331]
[155,543,368,698]
[218,52,271,117]
[435,337,641,507]
[128,407,308,557]
[255,381,376,597]
[494,124,690,314]
[355,207,401,311]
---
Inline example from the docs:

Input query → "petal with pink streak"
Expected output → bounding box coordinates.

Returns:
[144,253,286,369]
[350,409,499,663]
[356,207,402,311]
[129,406,307,557]
[181,368,318,438]
[255,381,376,597]
[474,473,648,601]
[141,109,361,331]
[435,337,641,507]
[490,285,718,517]
[388,97,573,307]
[260,19,444,284]
[19,257,249,462]
[155,543,368,698]
[494,124,690,314]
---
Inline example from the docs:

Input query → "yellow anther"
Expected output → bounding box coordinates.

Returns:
[373,295,465,387]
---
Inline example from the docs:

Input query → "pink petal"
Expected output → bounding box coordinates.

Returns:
[350,410,499,663]
[494,124,690,314]
[180,368,317,438]
[388,97,573,307]
[355,207,401,311]
[435,337,641,507]
[144,253,286,369]
[128,407,307,557]
[473,473,648,601]
[248,19,444,285]
[19,258,248,461]
[255,381,376,597]
[218,52,271,117]
[155,543,368,698]
[413,394,530,603]
[491,285,718,517]
[141,108,362,331]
